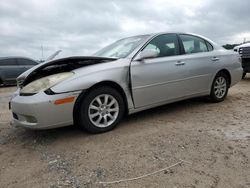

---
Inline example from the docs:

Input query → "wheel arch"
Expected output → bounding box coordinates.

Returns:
[73,80,129,125]
[216,69,231,87]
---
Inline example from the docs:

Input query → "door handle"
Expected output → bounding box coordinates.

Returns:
[211,57,220,61]
[175,61,185,66]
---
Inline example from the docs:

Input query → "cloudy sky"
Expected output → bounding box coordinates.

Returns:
[0,0,250,60]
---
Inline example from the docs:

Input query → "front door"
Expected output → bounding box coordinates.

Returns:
[130,34,189,108]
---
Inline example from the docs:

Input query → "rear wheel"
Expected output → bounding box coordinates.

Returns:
[209,72,229,102]
[75,86,125,133]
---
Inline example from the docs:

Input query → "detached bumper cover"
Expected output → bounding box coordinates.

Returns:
[10,91,81,129]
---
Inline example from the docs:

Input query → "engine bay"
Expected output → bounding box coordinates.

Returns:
[21,56,117,87]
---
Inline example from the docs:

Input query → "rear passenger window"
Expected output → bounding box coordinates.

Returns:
[180,34,209,54]
[18,59,37,65]
[0,59,18,66]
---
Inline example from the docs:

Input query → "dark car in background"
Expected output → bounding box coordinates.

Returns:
[0,57,38,86]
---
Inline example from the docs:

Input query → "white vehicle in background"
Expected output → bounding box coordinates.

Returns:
[234,42,250,79]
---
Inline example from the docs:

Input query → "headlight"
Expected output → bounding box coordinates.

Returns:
[20,72,74,95]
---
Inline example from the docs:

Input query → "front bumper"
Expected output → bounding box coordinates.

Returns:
[10,90,81,129]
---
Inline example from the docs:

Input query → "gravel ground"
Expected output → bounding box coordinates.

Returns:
[0,77,249,188]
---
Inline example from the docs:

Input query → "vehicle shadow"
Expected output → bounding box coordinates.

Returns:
[8,97,210,146]
[121,97,209,126]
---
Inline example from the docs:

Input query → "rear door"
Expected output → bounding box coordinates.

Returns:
[178,34,216,94]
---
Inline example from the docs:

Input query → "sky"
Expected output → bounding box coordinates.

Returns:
[0,0,250,60]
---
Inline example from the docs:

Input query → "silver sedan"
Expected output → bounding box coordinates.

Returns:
[10,32,242,133]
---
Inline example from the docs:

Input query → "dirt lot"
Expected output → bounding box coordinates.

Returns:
[0,78,250,188]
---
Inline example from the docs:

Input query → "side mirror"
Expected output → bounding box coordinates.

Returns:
[135,49,159,61]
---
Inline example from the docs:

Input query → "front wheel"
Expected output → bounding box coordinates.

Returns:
[209,72,229,102]
[75,86,125,133]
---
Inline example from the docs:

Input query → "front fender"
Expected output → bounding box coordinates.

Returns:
[50,59,130,93]
[49,59,135,111]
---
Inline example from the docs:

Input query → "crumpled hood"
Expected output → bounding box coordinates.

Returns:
[17,56,117,88]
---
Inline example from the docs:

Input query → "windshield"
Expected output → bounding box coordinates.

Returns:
[94,35,149,58]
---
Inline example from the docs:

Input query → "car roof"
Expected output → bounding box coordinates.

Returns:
[128,32,215,42]
[134,31,202,37]
[129,32,219,49]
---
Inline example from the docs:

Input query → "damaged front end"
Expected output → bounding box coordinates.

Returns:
[17,56,117,95]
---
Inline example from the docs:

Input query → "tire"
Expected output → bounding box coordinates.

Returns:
[209,72,229,103]
[242,72,246,79]
[75,86,125,133]
[0,79,3,87]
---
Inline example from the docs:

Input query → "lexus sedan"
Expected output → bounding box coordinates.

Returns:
[10,32,242,133]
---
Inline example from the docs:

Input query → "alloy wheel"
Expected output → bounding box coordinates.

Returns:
[214,76,227,99]
[88,94,119,128]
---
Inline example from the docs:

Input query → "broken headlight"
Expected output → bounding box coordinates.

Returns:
[20,72,74,95]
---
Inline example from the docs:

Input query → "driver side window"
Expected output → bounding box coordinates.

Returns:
[143,34,180,58]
